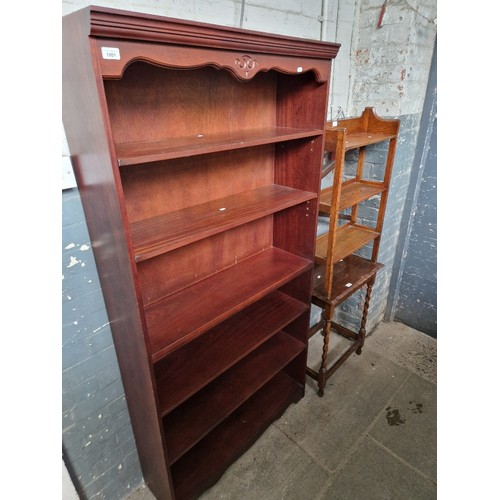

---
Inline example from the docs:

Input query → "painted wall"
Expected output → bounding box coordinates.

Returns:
[324,0,437,335]
[347,0,437,117]
[394,116,437,336]
[62,188,144,499]
[388,40,437,337]
[61,1,437,497]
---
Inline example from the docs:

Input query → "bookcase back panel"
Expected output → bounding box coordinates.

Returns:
[277,72,328,130]
[278,272,315,310]
[273,201,317,259]
[104,63,277,143]
[138,217,272,304]
[275,138,323,193]
[282,349,308,388]
[120,145,274,223]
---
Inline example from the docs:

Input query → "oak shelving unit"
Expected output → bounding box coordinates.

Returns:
[62,6,339,499]
[307,107,399,396]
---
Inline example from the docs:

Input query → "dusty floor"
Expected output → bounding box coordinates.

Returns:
[126,320,437,499]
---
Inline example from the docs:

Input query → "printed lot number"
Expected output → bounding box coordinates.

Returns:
[101,47,120,60]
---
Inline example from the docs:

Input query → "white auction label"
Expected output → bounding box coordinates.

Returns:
[101,47,121,60]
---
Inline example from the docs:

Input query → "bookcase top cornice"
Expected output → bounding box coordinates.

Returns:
[84,5,340,59]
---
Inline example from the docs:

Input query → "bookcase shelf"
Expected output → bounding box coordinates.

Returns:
[131,184,316,262]
[63,6,338,499]
[116,127,323,165]
[155,290,308,415]
[145,247,312,361]
[163,330,304,464]
[170,371,302,500]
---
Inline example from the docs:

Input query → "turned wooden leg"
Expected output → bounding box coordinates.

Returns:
[318,304,334,397]
[356,278,374,355]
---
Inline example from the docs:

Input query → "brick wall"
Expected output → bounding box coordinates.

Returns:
[328,0,437,335]
[348,0,437,116]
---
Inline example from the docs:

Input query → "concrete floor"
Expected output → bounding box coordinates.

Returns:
[126,320,437,499]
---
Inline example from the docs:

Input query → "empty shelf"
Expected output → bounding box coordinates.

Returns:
[312,254,383,306]
[131,184,316,262]
[146,247,312,361]
[315,224,379,265]
[319,180,385,214]
[116,127,323,165]
[154,291,308,414]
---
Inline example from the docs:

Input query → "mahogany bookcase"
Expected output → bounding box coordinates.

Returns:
[62,6,339,499]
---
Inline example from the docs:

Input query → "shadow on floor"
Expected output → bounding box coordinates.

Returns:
[126,320,437,500]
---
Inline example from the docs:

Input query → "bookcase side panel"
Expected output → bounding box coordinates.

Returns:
[62,12,173,500]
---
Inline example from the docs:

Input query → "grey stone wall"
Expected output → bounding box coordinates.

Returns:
[62,188,143,499]
[348,0,437,117]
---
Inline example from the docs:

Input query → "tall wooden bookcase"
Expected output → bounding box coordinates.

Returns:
[62,6,339,500]
[307,108,399,396]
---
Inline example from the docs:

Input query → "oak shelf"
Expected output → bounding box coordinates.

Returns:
[131,184,316,262]
[308,107,399,397]
[343,131,397,151]
[314,224,379,265]
[116,127,323,166]
[311,255,383,309]
[319,180,385,215]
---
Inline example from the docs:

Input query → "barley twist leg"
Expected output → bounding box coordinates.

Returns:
[318,304,334,397]
[356,278,375,355]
